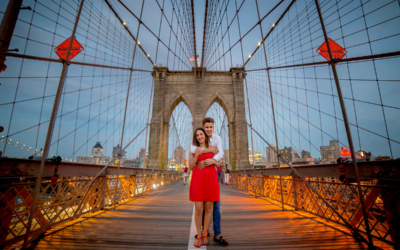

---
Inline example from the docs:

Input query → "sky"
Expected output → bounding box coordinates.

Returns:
[0,0,399,164]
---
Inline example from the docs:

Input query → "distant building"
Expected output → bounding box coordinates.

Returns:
[301,150,311,158]
[113,144,127,159]
[77,142,127,166]
[266,144,277,165]
[292,157,315,165]
[174,146,185,165]
[77,142,111,165]
[91,142,103,157]
[253,151,264,165]
[123,158,144,168]
[168,158,176,170]
[320,140,340,163]
[355,150,371,159]
[139,146,146,159]
[294,151,300,159]
[248,148,263,165]
[248,148,252,164]
[376,155,390,161]
[279,146,294,164]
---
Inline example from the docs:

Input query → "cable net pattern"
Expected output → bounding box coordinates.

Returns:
[202,0,400,162]
[1,0,400,248]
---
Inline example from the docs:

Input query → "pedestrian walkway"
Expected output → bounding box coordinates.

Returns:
[22,181,374,249]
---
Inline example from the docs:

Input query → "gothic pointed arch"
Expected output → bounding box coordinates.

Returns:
[203,95,232,123]
[165,95,194,123]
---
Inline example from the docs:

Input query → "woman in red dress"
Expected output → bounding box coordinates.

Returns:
[189,128,220,247]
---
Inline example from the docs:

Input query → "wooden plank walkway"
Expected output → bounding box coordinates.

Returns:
[23,180,387,249]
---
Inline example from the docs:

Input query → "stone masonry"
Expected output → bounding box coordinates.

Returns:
[148,67,250,170]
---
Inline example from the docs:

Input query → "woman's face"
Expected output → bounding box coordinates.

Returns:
[196,130,205,144]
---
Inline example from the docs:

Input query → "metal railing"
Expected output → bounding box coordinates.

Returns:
[230,161,400,248]
[0,159,181,247]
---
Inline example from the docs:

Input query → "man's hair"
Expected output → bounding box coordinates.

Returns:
[192,128,210,148]
[202,117,214,126]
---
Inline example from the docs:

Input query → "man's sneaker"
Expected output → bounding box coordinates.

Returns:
[214,236,229,246]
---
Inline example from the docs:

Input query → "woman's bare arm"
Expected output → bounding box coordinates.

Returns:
[189,148,201,170]
[202,146,219,154]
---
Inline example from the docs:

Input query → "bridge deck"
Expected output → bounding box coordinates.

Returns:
[23,181,372,249]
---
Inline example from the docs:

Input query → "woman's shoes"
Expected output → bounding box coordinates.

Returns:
[194,237,202,248]
[202,235,209,245]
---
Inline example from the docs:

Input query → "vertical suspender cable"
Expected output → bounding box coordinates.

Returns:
[234,0,256,170]
[255,0,285,210]
[114,0,145,210]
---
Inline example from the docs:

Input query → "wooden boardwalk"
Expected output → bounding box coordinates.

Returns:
[23,180,383,249]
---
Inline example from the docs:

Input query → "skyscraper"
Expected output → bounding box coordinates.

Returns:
[113,144,127,159]
[279,146,294,163]
[91,142,103,157]
[301,149,311,158]
[139,146,146,159]
[77,142,113,165]
[266,144,277,165]
[320,140,340,163]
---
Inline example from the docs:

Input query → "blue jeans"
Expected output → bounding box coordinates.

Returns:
[218,173,223,183]
[202,200,222,236]
[213,200,222,236]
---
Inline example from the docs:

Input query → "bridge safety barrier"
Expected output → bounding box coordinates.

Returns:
[230,161,400,248]
[0,158,181,247]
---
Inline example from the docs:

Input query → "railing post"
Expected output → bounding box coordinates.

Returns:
[314,0,374,248]
[22,1,85,248]
[100,176,107,209]
[293,176,298,211]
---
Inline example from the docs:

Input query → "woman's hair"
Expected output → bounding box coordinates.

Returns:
[192,128,210,148]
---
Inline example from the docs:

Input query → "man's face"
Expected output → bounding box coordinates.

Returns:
[203,122,214,137]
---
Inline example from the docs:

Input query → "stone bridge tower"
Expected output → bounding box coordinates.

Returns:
[148,67,250,170]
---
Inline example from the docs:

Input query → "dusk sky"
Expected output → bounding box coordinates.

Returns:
[1,0,399,164]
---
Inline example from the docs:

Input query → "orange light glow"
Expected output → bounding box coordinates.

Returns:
[340,150,351,156]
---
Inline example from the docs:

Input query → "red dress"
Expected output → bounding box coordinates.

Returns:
[189,152,220,202]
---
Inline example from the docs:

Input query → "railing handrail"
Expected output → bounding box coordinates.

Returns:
[231,159,400,179]
[0,158,179,179]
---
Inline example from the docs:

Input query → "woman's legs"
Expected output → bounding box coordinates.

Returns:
[202,201,213,244]
[194,202,204,241]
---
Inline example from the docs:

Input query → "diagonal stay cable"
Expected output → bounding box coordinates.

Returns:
[116,0,192,69]
[206,0,286,69]
[243,0,297,67]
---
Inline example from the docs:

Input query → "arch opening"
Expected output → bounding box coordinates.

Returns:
[167,102,193,171]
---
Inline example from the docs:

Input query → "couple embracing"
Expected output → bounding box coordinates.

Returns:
[189,117,229,248]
